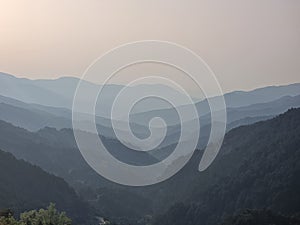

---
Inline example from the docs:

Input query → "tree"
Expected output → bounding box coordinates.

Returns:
[0,216,19,225]
[0,210,14,219]
[19,203,71,225]
[0,204,72,225]
[0,209,18,225]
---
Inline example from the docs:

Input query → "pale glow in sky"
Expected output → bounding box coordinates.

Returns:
[0,0,299,93]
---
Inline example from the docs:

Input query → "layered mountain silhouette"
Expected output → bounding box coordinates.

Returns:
[1,71,300,119]
[0,72,191,118]
[0,86,299,153]
[0,107,299,224]
[0,72,300,224]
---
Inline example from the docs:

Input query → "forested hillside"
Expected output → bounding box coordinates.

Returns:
[154,108,300,225]
[220,209,300,225]
[0,150,95,225]
[1,108,300,225]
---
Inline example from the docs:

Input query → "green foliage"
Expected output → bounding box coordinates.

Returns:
[0,204,72,225]
[0,209,17,225]
[0,216,19,225]
[0,210,14,219]
[19,203,71,225]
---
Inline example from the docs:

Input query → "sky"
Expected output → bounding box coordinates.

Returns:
[0,0,300,94]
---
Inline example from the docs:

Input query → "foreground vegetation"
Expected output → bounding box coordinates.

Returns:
[0,204,71,225]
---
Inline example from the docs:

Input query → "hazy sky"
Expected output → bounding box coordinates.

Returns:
[0,0,299,93]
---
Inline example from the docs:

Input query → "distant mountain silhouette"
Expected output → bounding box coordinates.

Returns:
[0,72,190,118]
[131,95,300,149]
[0,92,299,153]
[223,83,300,107]
[130,94,300,127]
[1,72,300,118]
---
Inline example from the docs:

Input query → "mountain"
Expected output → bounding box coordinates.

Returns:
[220,209,300,225]
[225,94,300,123]
[223,83,300,107]
[226,115,273,131]
[0,73,72,110]
[0,120,158,223]
[1,71,300,224]
[153,108,300,225]
[1,107,299,224]
[1,72,300,119]
[0,120,106,187]
[1,72,300,151]
[1,92,299,154]
[0,94,72,120]
[81,108,300,224]
[130,94,300,128]
[0,102,71,131]
[130,95,300,150]
[0,149,95,225]
[0,72,190,118]
[0,94,152,142]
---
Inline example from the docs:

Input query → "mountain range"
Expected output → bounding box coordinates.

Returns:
[0,72,299,225]
[1,72,300,153]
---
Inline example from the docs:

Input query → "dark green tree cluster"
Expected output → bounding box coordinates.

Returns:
[0,204,71,225]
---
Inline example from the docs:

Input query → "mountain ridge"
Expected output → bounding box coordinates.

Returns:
[0,149,95,225]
